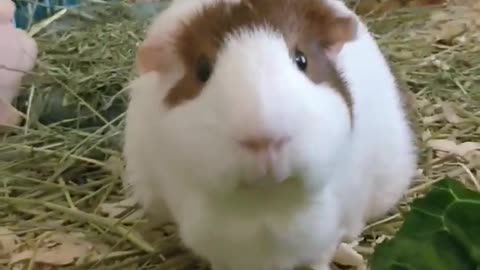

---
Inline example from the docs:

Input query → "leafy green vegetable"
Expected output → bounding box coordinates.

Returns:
[370,178,480,270]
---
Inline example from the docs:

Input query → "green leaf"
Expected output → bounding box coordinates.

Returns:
[370,178,480,270]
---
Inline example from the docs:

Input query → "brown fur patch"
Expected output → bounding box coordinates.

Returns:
[145,0,357,112]
[388,62,420,147]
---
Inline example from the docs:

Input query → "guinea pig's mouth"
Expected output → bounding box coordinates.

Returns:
[236,175,299,190]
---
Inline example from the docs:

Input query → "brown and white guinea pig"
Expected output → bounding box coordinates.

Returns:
[123,0,417,269]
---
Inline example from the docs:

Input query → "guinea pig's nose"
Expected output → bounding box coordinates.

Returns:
[239,136,291,153]
[239,136,292,183]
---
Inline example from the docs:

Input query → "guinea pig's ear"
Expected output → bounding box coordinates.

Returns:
[321,14,358,60]
[135,35,179,75]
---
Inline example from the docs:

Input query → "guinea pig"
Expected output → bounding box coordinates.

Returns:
[123,0,418,269]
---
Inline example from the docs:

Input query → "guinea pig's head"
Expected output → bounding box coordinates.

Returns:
[134,0,357,193]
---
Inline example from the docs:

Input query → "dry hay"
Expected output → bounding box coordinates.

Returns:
[0,1,479,269]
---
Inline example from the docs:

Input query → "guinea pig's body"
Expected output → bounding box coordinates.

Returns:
[123,0,417,269]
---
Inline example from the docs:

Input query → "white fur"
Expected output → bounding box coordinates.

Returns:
[123,0,417,269]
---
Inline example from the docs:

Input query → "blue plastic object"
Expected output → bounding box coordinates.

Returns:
[12,0,80,29]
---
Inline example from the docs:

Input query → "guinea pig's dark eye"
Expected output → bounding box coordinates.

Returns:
[294,49,308,72]
[196,57,212,83]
